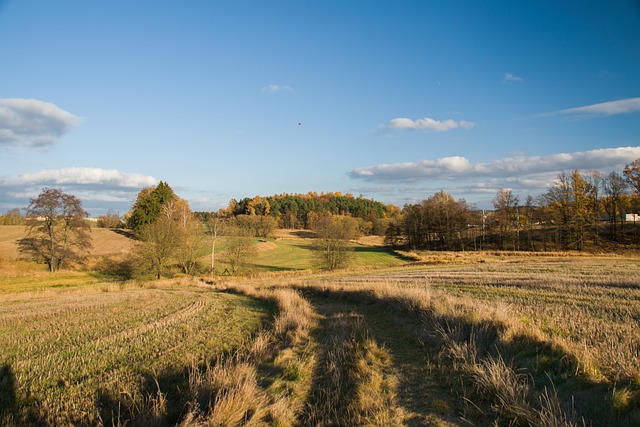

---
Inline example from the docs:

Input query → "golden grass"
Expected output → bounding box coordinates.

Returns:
[284,254,640,425]
[0,225,134,260]
[2,250,639,425]
[178,285,315,427]
[0,282,272,425]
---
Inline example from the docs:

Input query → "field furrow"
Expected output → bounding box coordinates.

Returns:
[95,297,206,346]
[0,285,273,426]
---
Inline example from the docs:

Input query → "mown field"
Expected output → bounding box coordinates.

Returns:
[0,281,275,425]
[1,225,639,426]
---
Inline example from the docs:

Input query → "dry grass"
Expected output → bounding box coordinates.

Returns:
[0,225,134,260]
[2,249,639,425]
[178,285,315,427]
[290,254,640,426]
[0,282,272,425]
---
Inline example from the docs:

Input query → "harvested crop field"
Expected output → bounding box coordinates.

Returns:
[1,254,639,426]
[0,282,273,425]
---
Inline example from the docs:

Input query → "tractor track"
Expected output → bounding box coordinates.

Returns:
[300,290,464,426]
[95,297,206,347]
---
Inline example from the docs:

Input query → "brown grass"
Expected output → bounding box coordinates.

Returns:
[288,255,640,426]
[0,225,134,259]
[0,282,272,425]
[178,285,315,427]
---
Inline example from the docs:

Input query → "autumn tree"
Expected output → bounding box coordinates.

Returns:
[97,210,123,228]
[235,214,277,238]
[129,183,207,277]
[544,172,573,249]
[162,200,207,275]
[585,169,605,244]
[623,158,640,194]
[207,212,228,276]
[492,188,519,250]
[134,216,181,279]
[19,188,92,272]
[603,171,628,240]
[0,208,22,225]
[570,170,592,251]
[312,215,359,271]
[224,225,257,274]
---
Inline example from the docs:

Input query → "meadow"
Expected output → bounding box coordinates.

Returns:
[1,225,639,426]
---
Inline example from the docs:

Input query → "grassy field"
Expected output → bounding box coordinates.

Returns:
[0,280,275,425]
[1,224,639,425]
[0,225,134,260]
[233,232,408,274]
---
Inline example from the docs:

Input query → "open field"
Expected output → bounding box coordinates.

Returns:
[1,223,639,425]
[0,225,135,260]
[0,280,277,425]
[242,234,408,274]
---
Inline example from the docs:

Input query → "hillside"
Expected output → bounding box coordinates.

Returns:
[0,225,135,259]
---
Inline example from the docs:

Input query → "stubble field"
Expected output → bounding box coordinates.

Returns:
[0,225,639,426]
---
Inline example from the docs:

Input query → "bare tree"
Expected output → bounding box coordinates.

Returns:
[312,216,359,271]
[19,188,92,272]
[492,188,520,250]
[134,216,181,279]
[207,213,227,276]
[603,171,628,240]
[224,225,257,274]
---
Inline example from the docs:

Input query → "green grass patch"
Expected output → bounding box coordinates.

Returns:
[241,238,407,274]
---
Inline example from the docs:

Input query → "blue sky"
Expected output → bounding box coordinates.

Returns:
[1,0,639,215]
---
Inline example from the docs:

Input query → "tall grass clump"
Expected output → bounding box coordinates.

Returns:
[299,314,398,425]
[179,286,315,426]
[298,281,589,426]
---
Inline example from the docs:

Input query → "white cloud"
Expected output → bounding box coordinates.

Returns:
[503,72,523,82]
[386,117,475,132]
[19,167,158,188]
[0,98,80,148]
[350,146,640,183]
[554,97,640,117]
[261,84,293,94]
[0,167,159,214]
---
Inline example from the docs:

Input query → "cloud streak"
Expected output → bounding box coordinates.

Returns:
[552,97,640,117]
[0,167,159,213]
[503,72,523,82]
[261,84,293,94]
[385,117,475,132]
[19,167,158,188]
[350,146,640,183]
[0,98,80,148]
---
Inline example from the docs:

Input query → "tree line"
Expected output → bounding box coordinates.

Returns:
[11,159,640,276]
[388,160,640,252]
[194,192,399,233]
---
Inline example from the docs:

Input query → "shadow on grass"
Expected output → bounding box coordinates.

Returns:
[352,245,414,261]
[0,364,50,425]
[289,230,317,239]
[0,365,16,421]
[110,228,136,240]
[297,299,363,425]
[296,286,638,426]
[97,368,190,427]
[246,263,305,273]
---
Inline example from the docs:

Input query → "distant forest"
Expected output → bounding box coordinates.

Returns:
[191,161,640,253]
[195,192,400,232]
